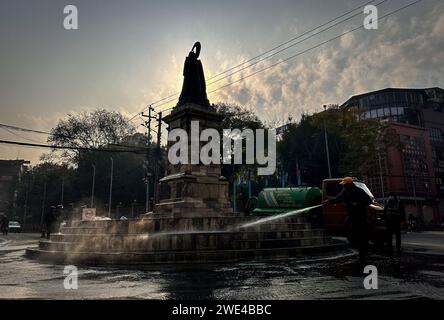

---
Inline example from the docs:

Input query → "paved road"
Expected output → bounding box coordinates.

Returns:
[402,231,444,255]
[0,232,443,299]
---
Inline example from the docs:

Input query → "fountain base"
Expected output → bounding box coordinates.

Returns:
[26,215,347,265]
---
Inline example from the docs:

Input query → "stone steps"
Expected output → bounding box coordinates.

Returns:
[50,229,325,243]
[39,232,328,252]
[68,216,307,231]
[26,216,348,265]
[60,222,312,235]
[26,241,346,265]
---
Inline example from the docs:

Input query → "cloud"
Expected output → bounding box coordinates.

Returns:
[205,2,444,125]
[3,1,443,164]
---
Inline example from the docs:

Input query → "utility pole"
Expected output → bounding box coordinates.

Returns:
[22,171,31,230]
[108,157,113,218]
[91,164,96,208]
[153,111,163,204]
[323,105,332,179]
[141,105,156,213]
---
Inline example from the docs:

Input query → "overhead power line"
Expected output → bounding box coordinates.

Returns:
[0,127,46,143]
[206,0,388,87]
[128,0,381,120]
[0,123,51,135]
[0,122,147,150]
[0,139,146,154]
[152,0,423,116]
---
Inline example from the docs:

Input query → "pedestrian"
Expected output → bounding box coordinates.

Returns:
[0,215,9,236]
[384,192,405,256]
[324,177,373,263]
[42,206,57,240]
[408,213,417,232]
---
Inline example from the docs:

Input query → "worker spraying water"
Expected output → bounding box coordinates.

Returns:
[323,177,373,263]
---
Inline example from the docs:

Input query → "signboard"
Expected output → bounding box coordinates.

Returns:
[82,208,96,220]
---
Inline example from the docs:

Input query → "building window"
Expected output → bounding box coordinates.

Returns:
[429,127,443,143]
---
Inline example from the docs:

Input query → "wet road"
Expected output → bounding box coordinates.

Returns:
[0,233,443,299]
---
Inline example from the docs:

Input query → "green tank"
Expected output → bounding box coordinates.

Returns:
[253,187,322,215]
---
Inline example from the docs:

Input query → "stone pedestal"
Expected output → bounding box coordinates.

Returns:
[154,102,232,218]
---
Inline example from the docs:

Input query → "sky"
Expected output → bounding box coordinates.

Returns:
[0,0,443,164]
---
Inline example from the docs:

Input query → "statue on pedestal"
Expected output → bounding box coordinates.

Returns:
[178,42,210,107]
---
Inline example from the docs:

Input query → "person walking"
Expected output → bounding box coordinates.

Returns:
[324,177,373,263]
[0,215,9,236]
[384,192,405,255]
[42,206,57,240]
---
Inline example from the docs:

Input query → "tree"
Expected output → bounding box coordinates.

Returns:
[75,133,166,214]
[15,162,76,229]
[47,109,136,164]
[278,114,344,187]
[213,103,265,182]
[278,105,397,188]
[310,105,396,178]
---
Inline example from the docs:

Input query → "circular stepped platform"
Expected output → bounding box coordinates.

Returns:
[26,215,348,265]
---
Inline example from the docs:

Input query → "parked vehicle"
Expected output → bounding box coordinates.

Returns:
[8,221,22,233]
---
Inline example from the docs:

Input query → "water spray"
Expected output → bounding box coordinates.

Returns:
[238,204,324,230]
[138,204,325,239]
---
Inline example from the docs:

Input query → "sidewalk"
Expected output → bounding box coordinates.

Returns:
[0,233,40,253]
[402,231,444,256]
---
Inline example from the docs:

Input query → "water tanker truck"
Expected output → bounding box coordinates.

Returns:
[249,178,386,245]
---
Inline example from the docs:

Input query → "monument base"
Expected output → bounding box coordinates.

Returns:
[26,215,348,265]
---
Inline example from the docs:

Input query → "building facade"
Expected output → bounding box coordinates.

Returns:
[342,87,444,225]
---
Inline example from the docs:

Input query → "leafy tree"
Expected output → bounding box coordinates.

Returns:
[278,105,397,188]
[75,133,165,214]
[15,162,76,228]
[47,108,136,164]
[213,103,266,184]
[278,114,344,187]
[310,105,396,178]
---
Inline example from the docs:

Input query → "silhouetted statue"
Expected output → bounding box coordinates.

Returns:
[178,42,210,107]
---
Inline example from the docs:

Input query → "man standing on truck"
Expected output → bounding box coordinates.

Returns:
[384,192,405,256]
[324,177,373,263]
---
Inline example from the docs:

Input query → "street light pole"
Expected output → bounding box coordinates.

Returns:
[23,171,31,230]
[91,164,96,208]
[145,171,152,213]
[377,152,385,202]
[131,200,136,218]
[108,157,113,218]
[60,176,64,207]
[40,181,47,226]
[323,105,332,179]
